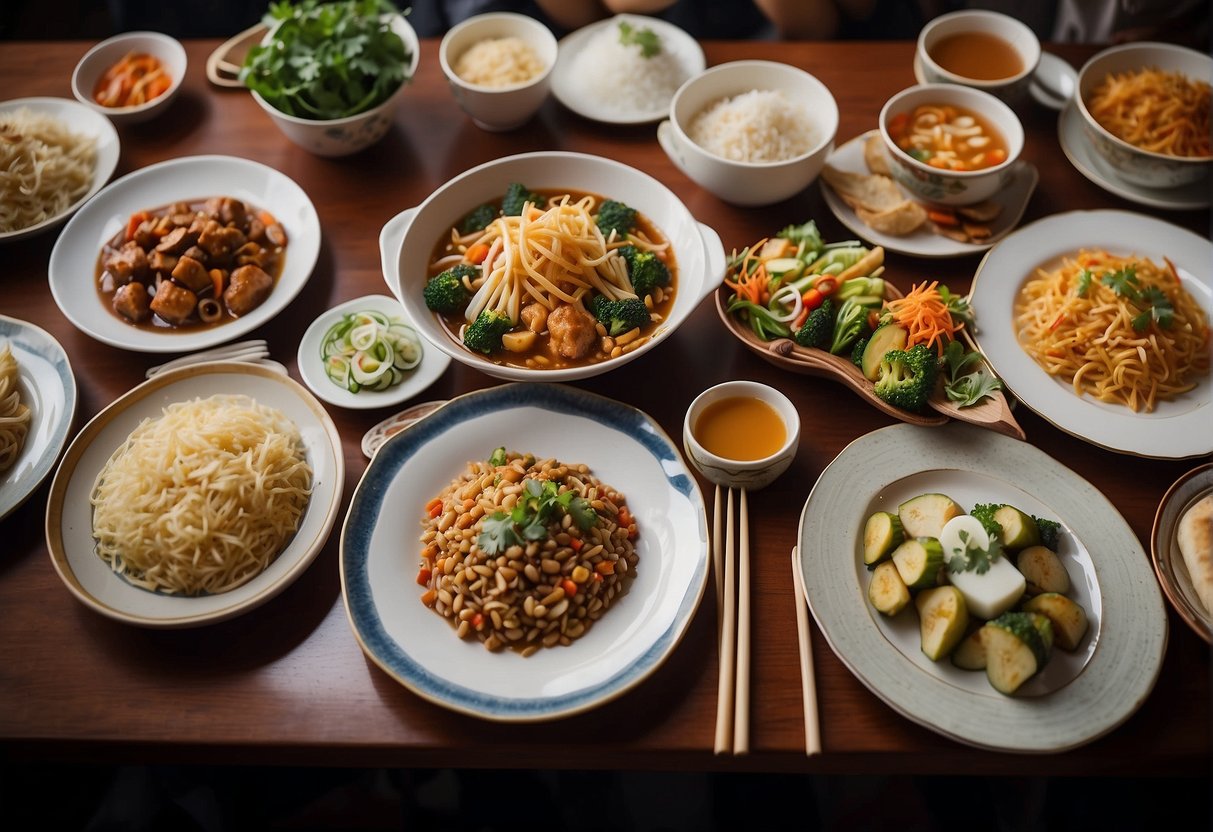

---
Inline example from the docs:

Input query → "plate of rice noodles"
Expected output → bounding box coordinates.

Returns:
[48,154,321,353]
[46,362,343,627]
[340,383,709,721]
[0,97,120,243]
[0,315,76,521]
[550,14,705,125]
[970,209,1212,459]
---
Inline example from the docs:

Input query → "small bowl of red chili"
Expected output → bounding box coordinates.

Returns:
[72,31,187,125]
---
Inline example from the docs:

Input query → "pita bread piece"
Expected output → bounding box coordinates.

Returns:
[1177,492,1213,614]
[857,200,928,236]
[821,165,906,212]
[863,133,893,177]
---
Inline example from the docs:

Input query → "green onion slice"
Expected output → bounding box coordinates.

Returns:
[320,309,423,393]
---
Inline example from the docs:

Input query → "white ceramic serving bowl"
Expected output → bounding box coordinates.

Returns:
[916,10,1041,104]
[381,151,725,383]
[682,381,800,491]
[250,14,420,157]
[657,60,839,206]
[1075,42,1212,188]
[71,31,187,125]
[438,12,558,131]
[879,83,1024,205]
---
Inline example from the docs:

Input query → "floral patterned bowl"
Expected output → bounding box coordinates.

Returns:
[878,84,1024,206]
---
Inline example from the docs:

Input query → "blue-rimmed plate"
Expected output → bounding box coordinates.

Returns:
[0,316,77,521]
[340,383,709,722]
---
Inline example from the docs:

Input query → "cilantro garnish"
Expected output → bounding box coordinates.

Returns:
[941,341,1002,407]
[476,477,598,555]
[1098,265,1175,331]
[618,20,662,58]
[1076,268,1093,297]
[946,529,1002,575]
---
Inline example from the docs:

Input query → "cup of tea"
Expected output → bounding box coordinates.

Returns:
[916,10,1041,104]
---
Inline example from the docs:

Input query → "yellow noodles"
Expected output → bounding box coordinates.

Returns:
[91,394,312,595]
[0,107,96,233]
[1088,67,1211,158]
[1014,250,1210,413]
[0,344,31,473]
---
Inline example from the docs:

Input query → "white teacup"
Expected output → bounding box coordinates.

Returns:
[682,381,800,492]
[917,10,1042,104]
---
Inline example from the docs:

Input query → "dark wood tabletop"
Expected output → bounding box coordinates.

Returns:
[1,38,1208,775]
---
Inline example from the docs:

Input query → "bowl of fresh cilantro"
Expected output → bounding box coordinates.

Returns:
[242,0,419,157]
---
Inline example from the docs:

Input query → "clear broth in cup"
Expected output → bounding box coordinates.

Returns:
[930,32,1024,81]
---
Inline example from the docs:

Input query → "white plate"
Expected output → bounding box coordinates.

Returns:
[1152,463,1213,644]
[0,316,77,521]
[820,130,1038,259]
[48,155,322,353]
[0,97,120,244]
[1058,103,1211,210]
[550,15,705,124]
[969,209,1212,459]
[799,422,1167,753]
[296,294,450,411]
[341,383,709,721]
[45,362,344,628]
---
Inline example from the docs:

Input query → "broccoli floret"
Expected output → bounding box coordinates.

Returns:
[619,244,670,298]
[794,298,834,349]
[502,182,544,216]
[850,334,870,367]
[1033,516,1062,550]
[588,295,650,336]
[458,203,497,235]
[463,309,513,354]
[873,344,939,412]
[970,504,1004,538]
[423,264,476,313]
[596,199,637,239]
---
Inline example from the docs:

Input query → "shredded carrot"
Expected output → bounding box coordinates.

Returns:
[724,240,770,305]
[884,280,962,355]
[93,52,171,108]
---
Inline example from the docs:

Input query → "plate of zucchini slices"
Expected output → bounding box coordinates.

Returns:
[798,422,1168,753]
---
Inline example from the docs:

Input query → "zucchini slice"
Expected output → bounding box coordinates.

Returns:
[1022,593,1088,651]
[1017,545,1072,595]
[951,627,988,671]
[915,586,969,661]
[892,538,944,589]
[863,511,905,567]
[984,611,1050,694]
[993,505,1040,549]
[868,561,911,616]
[860,323,908,381]
[898,493,963,540]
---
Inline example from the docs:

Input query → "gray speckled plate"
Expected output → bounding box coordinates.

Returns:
[1152,463,1213,644]
[798,422,1167,753]
[340,383,709,722]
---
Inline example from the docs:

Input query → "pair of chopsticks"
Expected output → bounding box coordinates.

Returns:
[791,545,822,756]
[713,485,750,754]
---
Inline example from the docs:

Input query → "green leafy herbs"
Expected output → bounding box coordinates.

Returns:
[969,503,1003,538]
[1097,265,1175,331]
[777,220,824,251]
[241,0,412,120]
[941,340,1002,407]
[1033,515,1062,550]
[1076,268,1093,297]
[938,285,975,332]
[947,528,1002,575]
[617,20,661,58]
[488,446,507,467]
[476,478,597,555]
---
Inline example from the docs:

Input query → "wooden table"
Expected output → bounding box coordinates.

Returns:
[1,39,1208,776]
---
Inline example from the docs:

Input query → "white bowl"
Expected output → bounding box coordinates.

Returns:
[71,31,187,125]
[916,10,1041,104]
[1075,42,1212,188]
[381,151,726,383]
[439,12,558,132]
[250,14,420,157]
[682,381,800,491]
[657,60,838,206]
[879,83,1024,205]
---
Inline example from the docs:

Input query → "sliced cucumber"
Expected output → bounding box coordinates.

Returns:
[892,538,944,589]
[993,505,1040,549]
[868,561,911,616]
[863,511,904,567]
[915,586,969,661]
[982,620,1039,695]
[951,627,988,671]
[860,323,908,381]
[898,493,963,540]
[764,257,804,278]
[1017,545,1071,595]
[988,610,1050,667]
[1022,593,1088,651]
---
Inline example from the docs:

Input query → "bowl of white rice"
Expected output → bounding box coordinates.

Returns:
[439,12,558,132]
[658,60,839,206]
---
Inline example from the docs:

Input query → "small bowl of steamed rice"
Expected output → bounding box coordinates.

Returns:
[439,12,558,132]
[658,60,839,206]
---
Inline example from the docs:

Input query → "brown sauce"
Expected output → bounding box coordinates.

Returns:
[929,32,1024,81]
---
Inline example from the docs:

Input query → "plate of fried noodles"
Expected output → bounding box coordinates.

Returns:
[0,97,119,243]
[46,362,343,627]
[340,383,709,721]
[970,209,1212,459]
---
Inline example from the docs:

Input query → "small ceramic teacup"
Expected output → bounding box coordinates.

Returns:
[683,381,800,491]
[916,10,1041,105]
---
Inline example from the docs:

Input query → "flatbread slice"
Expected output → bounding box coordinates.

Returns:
[1177,493,1213,614]
[856,200,928,236]
[957,200,1003,223]
[863,133,893,177]
[821,165,905,212]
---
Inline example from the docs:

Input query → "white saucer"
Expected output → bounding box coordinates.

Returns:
[1058,103,1211,210]
[911,52,1076,111]
[820,130,1038,259]
[296,294,450,411]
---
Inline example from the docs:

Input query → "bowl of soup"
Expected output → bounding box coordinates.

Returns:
[916,10,1040,104]
[879,84,1024,205]
[382,151,725,382]
[682,381,800,490]
[1075,42,1212,188]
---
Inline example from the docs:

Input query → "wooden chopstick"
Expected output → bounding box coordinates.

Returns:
[791,545,822,755]
[713,488,737,755]
[733,487,751,755]
[713,484,723,629]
